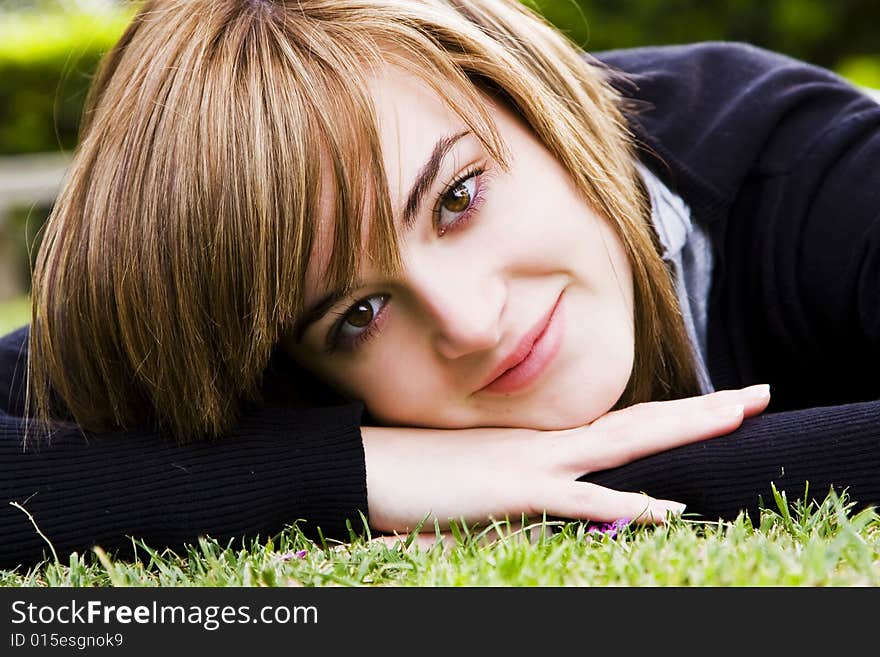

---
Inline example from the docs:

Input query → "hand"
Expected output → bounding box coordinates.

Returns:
[362,384,771,536]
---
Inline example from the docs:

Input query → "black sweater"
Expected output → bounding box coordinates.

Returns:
[2,42,879,570]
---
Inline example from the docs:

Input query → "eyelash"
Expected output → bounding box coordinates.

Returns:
[325,165,491,353]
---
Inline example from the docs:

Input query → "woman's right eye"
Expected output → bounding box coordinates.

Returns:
[328,294,389,351]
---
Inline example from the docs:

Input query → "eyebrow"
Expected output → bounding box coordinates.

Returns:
[291,128,472,343]
[401,128,472,229]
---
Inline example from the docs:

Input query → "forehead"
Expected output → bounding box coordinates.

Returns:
[302,64,470,306]
[368,65,467,191]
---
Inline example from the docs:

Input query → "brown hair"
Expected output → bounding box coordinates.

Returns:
[28,0,699,442]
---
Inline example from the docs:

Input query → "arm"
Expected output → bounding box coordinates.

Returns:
[588,43,880,521]
[0,403,369,571]
[583,401,880,524]
[1,328,369,570]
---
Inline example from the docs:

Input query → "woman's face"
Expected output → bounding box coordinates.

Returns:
[283,67,635,430]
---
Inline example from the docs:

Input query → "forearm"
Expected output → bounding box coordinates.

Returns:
[582,400,880,523]
[0,402,368,570]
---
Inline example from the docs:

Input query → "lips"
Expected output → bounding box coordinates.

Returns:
[478,292,564,395]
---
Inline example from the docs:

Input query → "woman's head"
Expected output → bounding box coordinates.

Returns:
[284,66,639,429]
[29,0,699,441]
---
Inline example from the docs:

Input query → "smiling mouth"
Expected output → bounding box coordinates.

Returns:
[479,292,565,395]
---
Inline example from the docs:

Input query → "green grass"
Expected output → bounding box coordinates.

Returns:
[0,295,29,336]
[3,487,878,586]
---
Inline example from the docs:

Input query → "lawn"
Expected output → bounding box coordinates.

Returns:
[3,487,879,586]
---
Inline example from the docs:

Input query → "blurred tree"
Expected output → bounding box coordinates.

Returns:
[0,0,876,156]
[0,1,122,11]
[528,0,880,70]
[0,3,132,155]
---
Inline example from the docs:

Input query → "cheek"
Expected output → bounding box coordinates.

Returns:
[498,161,593,237]
[320,339,445,423]
[500,170,632,302]
[483,183,575,268]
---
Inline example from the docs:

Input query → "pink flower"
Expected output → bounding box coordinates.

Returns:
[587,518,630,539]
[277,549,308,561]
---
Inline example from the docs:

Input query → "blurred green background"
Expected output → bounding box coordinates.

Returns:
[1,0,879,332]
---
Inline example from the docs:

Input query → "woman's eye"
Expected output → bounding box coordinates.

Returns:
[332,294,388,348]
[437,173,478,232]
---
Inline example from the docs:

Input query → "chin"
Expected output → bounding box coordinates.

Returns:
[530,375,632,429]
[509,406,604,431]
[364,370,631,430]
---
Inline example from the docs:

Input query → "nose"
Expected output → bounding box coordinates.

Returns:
[404,258,504,361]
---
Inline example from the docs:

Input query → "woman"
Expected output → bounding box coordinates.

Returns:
[2,0,878,570]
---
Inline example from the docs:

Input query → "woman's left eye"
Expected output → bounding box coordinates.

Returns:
[435,169,485,235]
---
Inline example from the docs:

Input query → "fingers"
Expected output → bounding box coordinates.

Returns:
[696,383,771,418]
[370,532,456,550]
[578,384,771,472]
[372,488,683,547]
[545,480,685,526]
[371,519,551,550]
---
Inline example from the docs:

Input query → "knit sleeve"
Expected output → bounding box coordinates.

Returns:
[0,328,368,571]
[581,401,880,524]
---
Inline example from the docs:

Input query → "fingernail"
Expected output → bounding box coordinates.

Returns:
[649,500,686,519]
